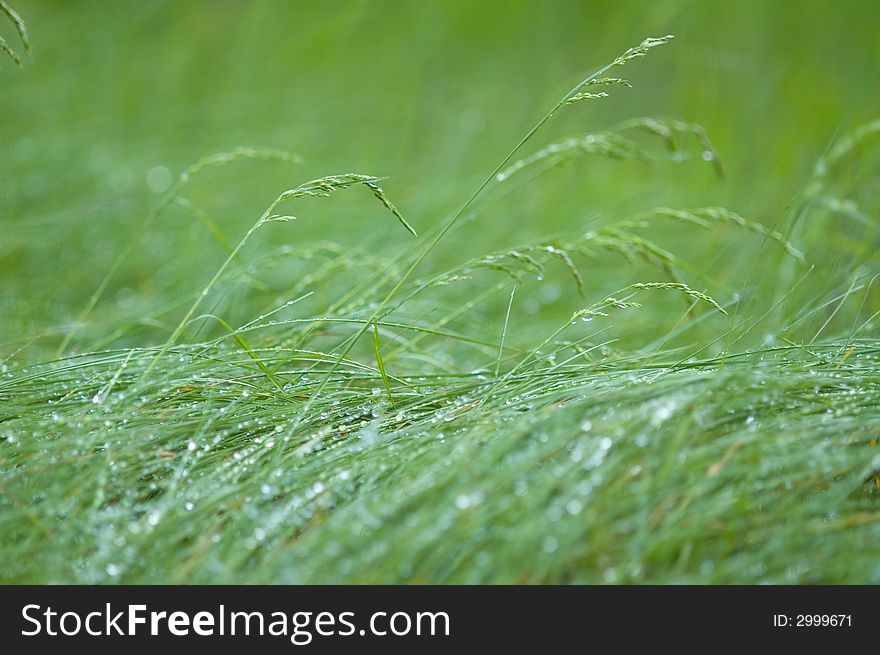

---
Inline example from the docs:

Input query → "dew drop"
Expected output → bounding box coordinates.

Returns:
[146,165,173,193]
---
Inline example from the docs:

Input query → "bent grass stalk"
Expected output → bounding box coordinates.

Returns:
[482,280,727,404]
[142,175,415,378]
[294,35,677,420]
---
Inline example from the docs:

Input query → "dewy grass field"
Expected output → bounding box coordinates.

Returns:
[2,1,879,584]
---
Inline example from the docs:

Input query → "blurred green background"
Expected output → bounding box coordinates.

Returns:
[2,0,879,357]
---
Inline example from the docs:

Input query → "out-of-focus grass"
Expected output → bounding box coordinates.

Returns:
[1,1,879,583]
[3,0,877,352]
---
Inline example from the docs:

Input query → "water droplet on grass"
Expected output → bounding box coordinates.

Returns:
[146,165,173,193]
[455,491,484,510]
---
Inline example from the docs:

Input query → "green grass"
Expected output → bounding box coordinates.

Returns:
[1,1,880,583]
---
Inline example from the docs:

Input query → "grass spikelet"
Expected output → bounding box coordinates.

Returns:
[572,308,610,320]
[0,1,29,65]
[505,249,544,271]
[645,206,805,262]
[364,181,418,237]
[492,35,681,181]
[631,282,727,314]
[279,174,416,235]
[572,295,643,322]
[432,243,587,296]
[612,35,674,66]
[544,245,585,297]
[496,116,721,182]
[611,117,724,178]
[0,34,19,65]
[564,91,609,105]
[563,78,631,105]
[279,173,378,200]
[587,77,632,88]
[182,146,302,182]
[422,229,690,303]
[494,134,618,181]
[477,249,544,280]
[698,207,804,261]
[556,35,671,108]
[583,228,685,281]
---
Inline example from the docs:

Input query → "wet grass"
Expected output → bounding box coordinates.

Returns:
[1,1,879,583]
